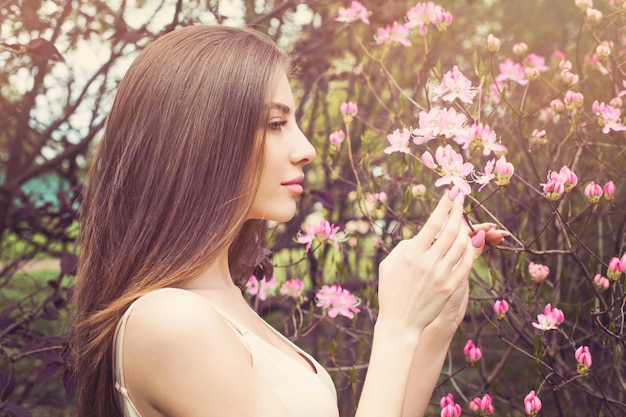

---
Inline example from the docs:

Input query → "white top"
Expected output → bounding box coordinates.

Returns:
[112,288,339,417]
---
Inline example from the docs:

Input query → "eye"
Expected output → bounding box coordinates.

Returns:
[268,119,288,131]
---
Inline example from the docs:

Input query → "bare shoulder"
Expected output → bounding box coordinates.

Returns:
[121,288,277,417]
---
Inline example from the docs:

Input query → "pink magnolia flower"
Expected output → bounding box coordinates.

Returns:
[440,393,461,417]
[280,278,305,299]
[496,58,528,85]
[575,346,592,375]
[463,339,482,364]
[591,100,626,134]
[584,181,603,204]
[542,177,565,201]
[603,180,615,202]
[593,273,610,291]
[542,166,577,199]
[433,65,478,104]
[607,256,623,281]
[528,262,549,283]
[297,219,348,253]
[315,284,361,319]
[469,393,494,416]
[405,2,453,36]
[532,303,565,331]
[493,155,514,185]
[384,128,412,154]
[411,107,468,144]
[329,129,345,146]
[246,275,278,301]
[335,1,370,24]
[422,145,474,195]
[524,390,542,416]
[456,123,506,156]
[375,21,411,47]
[494,299,509,320]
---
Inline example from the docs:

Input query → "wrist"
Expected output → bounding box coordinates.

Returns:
[423,319,459,341]
[374,317,422,349]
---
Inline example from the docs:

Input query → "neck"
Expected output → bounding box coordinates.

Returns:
[184,248,239,291]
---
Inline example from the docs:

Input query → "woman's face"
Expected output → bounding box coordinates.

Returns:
[247,73,317,222]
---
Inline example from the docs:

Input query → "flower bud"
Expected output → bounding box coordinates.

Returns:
[494,155,514,186]
[603,180,615,201]
[575,346,592,375]
[329,129,345,146]
[493,299,509,320]
[487,34,501,53]
[524,390,542,416]
[340,101,358,124]
[561,69,579,87]
[512,42,528,56]
[469,393,494,416]
[593,273,609,291]
[529,262,550,283]
[607,256,623,281]
[586,8,603,25]
[463,339,482,365]
[609,97,623,109]
[530,128,547,145]
[584,181,603,204]
[525,67,540,81]
[550,99,565,113]
[596,42,611,60]
[411,184,426,198]
[575,0,593,12]
[558,59,572,71]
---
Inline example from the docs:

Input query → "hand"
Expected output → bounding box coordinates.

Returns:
[377,189,475,334]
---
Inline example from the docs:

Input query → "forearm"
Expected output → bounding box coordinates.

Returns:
[401,323,457,417]
[355,320,422,417]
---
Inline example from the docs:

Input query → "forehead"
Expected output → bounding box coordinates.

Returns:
[271,72,296,109]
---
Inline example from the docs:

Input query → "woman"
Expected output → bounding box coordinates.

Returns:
[71,25,505,417]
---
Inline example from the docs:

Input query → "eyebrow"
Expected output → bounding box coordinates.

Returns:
[270,102,291,115]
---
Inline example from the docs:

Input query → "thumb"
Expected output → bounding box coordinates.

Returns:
[471,229,486,260]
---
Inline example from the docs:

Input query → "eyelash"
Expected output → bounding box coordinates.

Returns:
[268,120,288,131]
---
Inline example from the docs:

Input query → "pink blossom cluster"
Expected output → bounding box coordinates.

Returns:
[531,303,565,331]
[375,21,412,47]
[593,273,610,291]
[405,2,453,37]
[432,65,477,104]
[315,284,361,319]
[384,128,411,154]
[591,100,626,134]
[297,219,348,253]
[469,393,494,416]
[280,278,305,299]
[575,345,592,375]
[463,339,482,364]
[340,101,358,125]
[474,155,514,191]
[412,106,468,144]
[335,1,370,25]
[439,393,462,417]
[606,253,626,281]
[541,165,578,201]
[329,129,345,146]
[528,261,549,284]
[524,390,542,416]
[457,123,506,156]
[421,145,474,195]
[246,275,278,301]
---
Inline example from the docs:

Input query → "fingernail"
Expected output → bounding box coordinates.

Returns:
[447,187,459,201]
[472,230,485,248]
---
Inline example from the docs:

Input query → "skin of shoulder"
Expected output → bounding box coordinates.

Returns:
[121,288,292,417]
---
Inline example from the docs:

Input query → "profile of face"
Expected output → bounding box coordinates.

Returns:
[247,72,317,222]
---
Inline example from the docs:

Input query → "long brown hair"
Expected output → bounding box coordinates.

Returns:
[70,25,290,417]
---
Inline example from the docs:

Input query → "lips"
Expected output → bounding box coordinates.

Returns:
[282,175,304,195]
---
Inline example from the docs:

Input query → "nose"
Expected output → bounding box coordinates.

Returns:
[291,126,317,166]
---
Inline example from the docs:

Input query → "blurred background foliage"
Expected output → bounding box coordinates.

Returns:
[1,0,622,416]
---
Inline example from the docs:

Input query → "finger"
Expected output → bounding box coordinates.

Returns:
[471,229,486,260]
[468,222,496,236]
[409,189,458,249]
[429,194,466,255]
[439,219,473,271]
